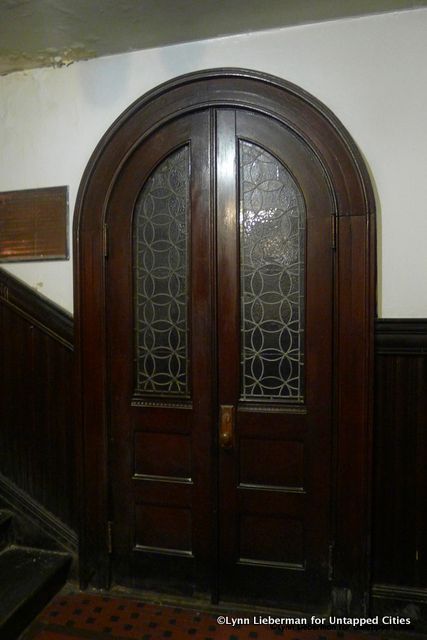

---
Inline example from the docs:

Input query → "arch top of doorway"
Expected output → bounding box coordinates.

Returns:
[74,67,375,236]
[73,67,376,614]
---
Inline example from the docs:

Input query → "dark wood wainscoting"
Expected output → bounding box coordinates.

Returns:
[0,269,76,531]
[0,266,426,614]
[372,319,427,620]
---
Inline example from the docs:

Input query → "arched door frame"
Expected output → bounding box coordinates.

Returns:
[73,69,376,612]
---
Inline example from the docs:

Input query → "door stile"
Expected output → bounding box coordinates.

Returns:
[188,108,218,593]
[215,109,240,590]
[209,107,220,604]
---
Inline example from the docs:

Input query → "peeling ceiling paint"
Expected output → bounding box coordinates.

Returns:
[1,0,427,75]
[0,46,97,72]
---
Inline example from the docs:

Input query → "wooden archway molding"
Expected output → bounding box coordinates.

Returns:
[74,69,376,612]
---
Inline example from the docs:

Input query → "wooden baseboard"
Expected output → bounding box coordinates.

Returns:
[371,584,427,631]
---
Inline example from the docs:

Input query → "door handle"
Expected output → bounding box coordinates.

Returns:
[219,405,234,449]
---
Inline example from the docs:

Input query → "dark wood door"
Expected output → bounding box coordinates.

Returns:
[106,106,334,608]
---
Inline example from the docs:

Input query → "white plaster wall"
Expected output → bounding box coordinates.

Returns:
[0,8,426,316]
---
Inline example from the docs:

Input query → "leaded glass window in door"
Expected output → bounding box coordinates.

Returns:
[239,141,306,402]
[134,146,190,397]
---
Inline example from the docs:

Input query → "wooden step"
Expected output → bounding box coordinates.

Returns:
[0,546,71,640]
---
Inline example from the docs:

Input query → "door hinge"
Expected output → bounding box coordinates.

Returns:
[107,520,113,554]
[103,223,108,258]
[331,214,337,250]
[328,542,335,581]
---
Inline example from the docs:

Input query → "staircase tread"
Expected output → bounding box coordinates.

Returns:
[0,546,71,623]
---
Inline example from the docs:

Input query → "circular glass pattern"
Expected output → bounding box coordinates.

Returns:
[134,146,190,396]
[239,141,306,402]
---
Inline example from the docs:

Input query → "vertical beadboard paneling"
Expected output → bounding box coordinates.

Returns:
[372,319,427,614]
[0,269,75,530]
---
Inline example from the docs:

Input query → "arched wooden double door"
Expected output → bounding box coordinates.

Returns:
[107,107,333,607]
[75,70,375,613]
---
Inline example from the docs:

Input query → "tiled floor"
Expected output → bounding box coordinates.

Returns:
[21,592,388,640]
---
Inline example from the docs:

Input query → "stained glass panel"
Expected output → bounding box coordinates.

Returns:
[134,146,190,396]
[239,141,306,402]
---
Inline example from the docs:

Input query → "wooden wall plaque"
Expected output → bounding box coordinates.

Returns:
[0,186,68,261]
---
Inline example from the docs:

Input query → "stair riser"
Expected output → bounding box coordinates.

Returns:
[1,561,70,640]
[0,548,71,640]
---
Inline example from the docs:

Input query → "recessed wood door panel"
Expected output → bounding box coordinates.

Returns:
[107,106,334,607]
